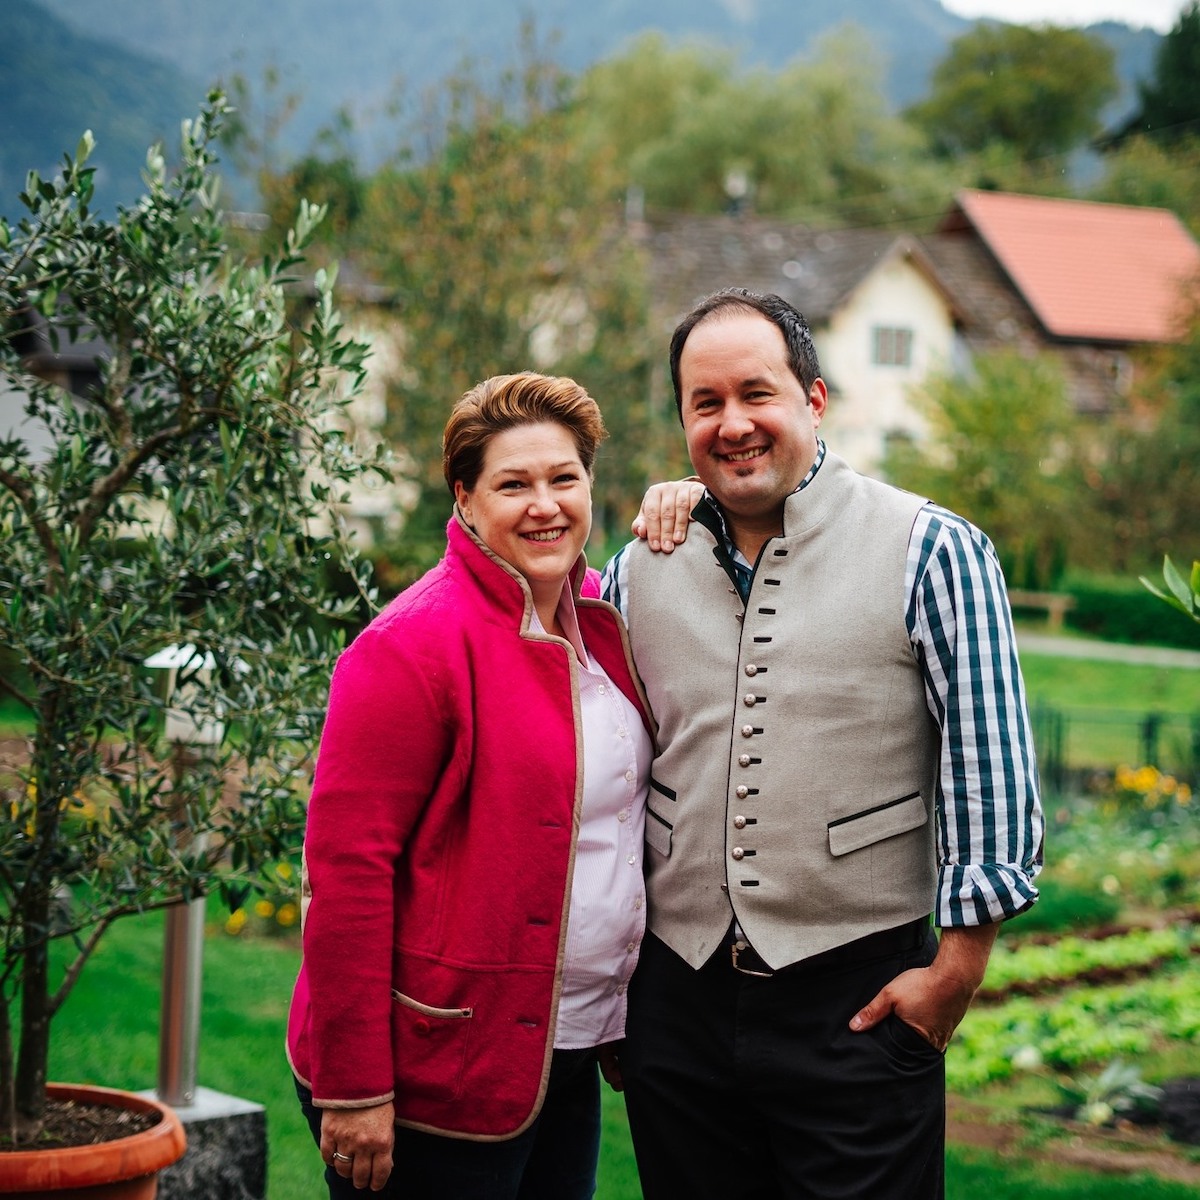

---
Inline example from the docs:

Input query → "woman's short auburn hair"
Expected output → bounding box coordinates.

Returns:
[442,372,607,494]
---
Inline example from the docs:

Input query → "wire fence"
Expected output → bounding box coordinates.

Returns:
[1030,704,1200,795]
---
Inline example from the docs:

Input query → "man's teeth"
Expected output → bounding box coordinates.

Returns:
[725,448,763,462]
[526,530,562,541]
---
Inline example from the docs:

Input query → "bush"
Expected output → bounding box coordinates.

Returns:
[1062,574,1200,649]
[1014,878,1122,935]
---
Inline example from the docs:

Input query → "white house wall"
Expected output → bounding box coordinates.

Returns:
[817,255,958,475]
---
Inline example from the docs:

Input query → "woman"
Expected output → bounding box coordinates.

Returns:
[287,372,655,1198]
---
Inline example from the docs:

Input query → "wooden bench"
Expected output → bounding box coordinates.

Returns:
[1007,589,1076,632]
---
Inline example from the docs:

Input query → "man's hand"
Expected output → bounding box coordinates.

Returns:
[631,480,706,552]
[848,925,999,1052]
[321,1101,395,1192]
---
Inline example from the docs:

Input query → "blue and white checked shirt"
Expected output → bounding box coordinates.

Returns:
[602,442,1044,929]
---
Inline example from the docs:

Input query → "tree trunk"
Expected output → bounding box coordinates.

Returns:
[14,885,51,1142]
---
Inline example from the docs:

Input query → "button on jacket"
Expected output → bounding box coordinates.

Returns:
[287,513,652,1140]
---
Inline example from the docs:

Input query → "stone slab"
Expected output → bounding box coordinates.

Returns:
[138,1086,267,1200]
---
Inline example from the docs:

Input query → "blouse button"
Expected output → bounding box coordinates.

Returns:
[731,847,745,861]
[735,785,749,799]
[743,694,757,707]
[413,1019,431,1038]
[733,815,747,830]
[744,664,758,676]
[738,754,752,767]
[741,725,754,738]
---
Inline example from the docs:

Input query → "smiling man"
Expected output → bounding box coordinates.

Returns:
[602,288,1044,1199]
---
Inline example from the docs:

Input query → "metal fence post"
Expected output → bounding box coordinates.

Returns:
[144,645,223,1109]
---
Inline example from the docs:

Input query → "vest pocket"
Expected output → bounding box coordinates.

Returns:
[391,990,474,1102]
[827,792,927,857]
[645,807,673,857]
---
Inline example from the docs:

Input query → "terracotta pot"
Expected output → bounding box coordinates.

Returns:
[0,1084,186,1199]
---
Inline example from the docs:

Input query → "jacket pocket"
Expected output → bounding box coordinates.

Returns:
[645,807,673,857]
[391,990,474,1103]
[827,792,927,857]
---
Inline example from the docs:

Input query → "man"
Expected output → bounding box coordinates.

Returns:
[602,288,1043,1199]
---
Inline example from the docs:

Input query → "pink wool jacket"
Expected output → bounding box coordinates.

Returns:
[286,514,652,1140]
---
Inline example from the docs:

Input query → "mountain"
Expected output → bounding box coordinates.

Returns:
[0,3,200,218]
[5,0,1162,218]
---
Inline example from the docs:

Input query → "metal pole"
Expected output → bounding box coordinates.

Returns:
[158,893,206,1106]
[143,645,223,1110]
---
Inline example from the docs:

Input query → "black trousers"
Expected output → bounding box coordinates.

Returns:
[622,925,945,1200]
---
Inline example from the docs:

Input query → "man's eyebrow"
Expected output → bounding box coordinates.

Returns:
[689,374,773,399]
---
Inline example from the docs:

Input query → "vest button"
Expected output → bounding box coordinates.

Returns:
[738,754,752,766]
[743,694,757,707]
[741,725,754,738]
[744,664,758,676]
[733,815,747,829]
[735,785,749,799]
[731,846,745,860]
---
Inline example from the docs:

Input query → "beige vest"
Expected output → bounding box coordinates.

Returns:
[624,453,938,970]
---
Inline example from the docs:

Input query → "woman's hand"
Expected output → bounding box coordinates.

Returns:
[321,1102,395,1192]
[631,480,706,552]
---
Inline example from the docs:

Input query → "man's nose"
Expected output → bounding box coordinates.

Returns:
[719,403,754,440]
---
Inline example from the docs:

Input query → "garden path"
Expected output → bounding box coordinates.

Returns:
[1016,633,1200,670]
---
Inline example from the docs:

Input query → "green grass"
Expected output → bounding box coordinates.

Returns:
[1018,652,1199,773]
[1019,654,1199,716]
[44,908,1199,1200]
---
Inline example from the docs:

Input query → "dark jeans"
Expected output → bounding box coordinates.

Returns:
[295,1047,600,1199]
[623,927,946,1200]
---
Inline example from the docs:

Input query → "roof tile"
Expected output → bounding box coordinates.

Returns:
[942,190,1200,344]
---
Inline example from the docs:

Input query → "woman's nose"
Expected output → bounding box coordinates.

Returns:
[527,484,560,516]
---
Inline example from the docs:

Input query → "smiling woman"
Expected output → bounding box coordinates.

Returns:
[286,371,656,1199]
[452,419,596,634]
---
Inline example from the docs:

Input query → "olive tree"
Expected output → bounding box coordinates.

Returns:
[0,93,385,1141]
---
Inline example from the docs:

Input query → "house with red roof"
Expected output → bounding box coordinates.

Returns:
[634,191,1200,471]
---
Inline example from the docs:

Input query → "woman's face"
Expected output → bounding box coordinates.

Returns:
[454,422,592,607]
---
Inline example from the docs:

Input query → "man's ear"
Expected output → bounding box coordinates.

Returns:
[808,378,828,424]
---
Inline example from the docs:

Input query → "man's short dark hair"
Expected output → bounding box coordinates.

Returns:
[668,288,822,420]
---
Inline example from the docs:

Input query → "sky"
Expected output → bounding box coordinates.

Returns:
[941,0,1189,32]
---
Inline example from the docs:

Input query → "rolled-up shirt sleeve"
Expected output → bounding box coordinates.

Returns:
[907,506,1044,928]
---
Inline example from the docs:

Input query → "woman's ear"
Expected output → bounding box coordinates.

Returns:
[453,480,472,526]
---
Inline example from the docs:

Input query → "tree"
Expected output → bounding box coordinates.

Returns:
[352,35,667,571]
[0,94,385,1140]
[882,351,1079,588]
[1130,0,1200,141]
[1091,131,1200,238]
[1079,283,1200,572]
[573,28,951,227]
[907,23,1117,163]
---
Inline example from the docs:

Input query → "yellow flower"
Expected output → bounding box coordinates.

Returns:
[276,903,298,927]
[225,909,248,935]
[254,899,276,919]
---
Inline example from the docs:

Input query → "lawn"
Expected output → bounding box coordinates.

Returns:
[29,642,1200,1197]
[47,903,1200,1200]
[1018,651,1199,775]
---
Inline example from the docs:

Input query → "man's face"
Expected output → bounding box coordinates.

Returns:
[678,311,827,529]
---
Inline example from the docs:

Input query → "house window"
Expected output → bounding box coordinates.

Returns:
[872,326,913,367]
